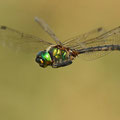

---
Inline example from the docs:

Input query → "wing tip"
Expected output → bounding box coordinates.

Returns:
[97,27,103,32]
[1,25,7,30]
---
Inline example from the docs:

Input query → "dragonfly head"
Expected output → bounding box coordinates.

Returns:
[35,51,52,68]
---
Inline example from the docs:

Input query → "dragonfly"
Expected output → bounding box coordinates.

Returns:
[0,17,120,68]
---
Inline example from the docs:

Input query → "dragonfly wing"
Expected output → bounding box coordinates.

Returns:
[0,26,53,54]
[78,51,111,60]
[63,26,120,60]
[63,27,106,48]
[35,17,62,45]
[79,26,120,60]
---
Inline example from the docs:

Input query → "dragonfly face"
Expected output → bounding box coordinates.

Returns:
[35,51,52,68]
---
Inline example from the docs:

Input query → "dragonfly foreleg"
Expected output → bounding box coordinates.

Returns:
[52,60,72,68]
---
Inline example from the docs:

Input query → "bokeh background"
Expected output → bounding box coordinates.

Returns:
[0,0,120,120]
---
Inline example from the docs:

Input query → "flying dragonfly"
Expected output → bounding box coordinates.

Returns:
[0,17,120,68]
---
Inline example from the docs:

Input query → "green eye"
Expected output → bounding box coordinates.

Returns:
[41,52,52,62]
[36,51,52,68]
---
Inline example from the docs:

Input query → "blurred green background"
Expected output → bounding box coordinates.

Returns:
[0,0,120,120]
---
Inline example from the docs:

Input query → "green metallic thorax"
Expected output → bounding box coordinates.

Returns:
[49,47,68,61]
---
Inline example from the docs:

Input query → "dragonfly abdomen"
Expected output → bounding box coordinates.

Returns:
[77,45,120,54]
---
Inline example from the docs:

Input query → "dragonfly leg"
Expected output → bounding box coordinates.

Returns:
[52,60,72,68]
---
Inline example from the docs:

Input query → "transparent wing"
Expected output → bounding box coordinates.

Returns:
[35,17,62,45]
[0,26,53,54]
[63,27,106,48]
[63,26,120,60]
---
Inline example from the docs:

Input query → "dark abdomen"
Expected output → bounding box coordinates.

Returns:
[77,45,120,54]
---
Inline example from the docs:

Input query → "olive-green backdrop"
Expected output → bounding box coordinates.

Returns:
[0,0,120,120]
